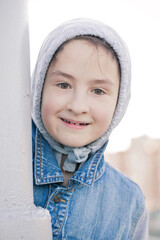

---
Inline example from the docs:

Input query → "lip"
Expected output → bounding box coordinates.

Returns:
[60,118,90,130]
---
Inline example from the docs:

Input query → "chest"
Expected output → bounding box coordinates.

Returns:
[33,182,133,240]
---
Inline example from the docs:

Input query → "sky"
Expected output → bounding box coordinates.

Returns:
[28,0,160,152]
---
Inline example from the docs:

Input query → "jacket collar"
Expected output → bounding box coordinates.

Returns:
[34,127,107,186]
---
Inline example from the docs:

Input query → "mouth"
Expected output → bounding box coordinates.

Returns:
[61,118,90,126]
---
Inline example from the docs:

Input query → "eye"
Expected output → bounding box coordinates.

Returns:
[57,83,71,89]
[92,88,105,95]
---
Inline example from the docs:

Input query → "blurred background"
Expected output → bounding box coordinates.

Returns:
[28,0,160,238]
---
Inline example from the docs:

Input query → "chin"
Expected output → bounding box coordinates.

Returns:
[59,139,88,148]
[60,138,96,148]
[63,142,85,148]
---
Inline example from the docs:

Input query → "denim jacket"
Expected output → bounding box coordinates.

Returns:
[32,122,148,240]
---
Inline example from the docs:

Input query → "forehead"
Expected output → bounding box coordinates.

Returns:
[48,39,120,81]
[55,38,113,60]
[51,39,118,67]
[51,37,120,73]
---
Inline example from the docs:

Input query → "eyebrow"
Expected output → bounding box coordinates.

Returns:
[91,79,114,85]
[50,70,114,85]
[50,70,75,80]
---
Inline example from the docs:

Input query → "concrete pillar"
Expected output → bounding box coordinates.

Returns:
[0,0,52,239]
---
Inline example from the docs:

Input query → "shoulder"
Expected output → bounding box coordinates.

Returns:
[104,162,145,200]
[101,163,148,238]
[99,162,146,218]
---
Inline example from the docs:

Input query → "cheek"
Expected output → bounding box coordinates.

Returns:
[93,102,116,129]
[95,110,111,126]
[41,96,57,122]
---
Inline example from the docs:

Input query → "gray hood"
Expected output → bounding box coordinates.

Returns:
[31,18,131,170]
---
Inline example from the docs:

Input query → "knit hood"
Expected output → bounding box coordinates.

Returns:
[31,18,131,171]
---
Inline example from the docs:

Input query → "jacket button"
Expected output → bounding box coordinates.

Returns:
[54,194,62,204]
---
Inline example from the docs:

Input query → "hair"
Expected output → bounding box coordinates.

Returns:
[50,35,121,76]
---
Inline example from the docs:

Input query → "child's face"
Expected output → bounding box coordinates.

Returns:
[41,40,120,147]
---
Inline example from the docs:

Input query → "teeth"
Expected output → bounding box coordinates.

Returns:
[65,120,70,123]
[62,119,88,126]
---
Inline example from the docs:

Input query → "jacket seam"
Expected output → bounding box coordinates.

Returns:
[129,204,145,239]
[46,189,74,236]
[72,150,103,181]
[35,130,63,181]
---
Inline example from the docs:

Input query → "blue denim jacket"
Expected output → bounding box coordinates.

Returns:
[32,122,148,240]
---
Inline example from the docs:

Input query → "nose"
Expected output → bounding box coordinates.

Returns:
[66,92,89,115]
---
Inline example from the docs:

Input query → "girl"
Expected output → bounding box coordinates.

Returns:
[32,18,148,239]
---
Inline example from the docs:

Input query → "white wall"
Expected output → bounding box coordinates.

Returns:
[0,0,52,239]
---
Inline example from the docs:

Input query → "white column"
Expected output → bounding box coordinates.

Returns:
[0,0,52,239]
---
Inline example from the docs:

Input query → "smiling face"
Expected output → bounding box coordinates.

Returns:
[41,39,120,147]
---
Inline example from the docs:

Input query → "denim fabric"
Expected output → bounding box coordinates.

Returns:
[32,122,146,240]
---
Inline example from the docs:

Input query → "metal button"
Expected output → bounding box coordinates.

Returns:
[54,194,62,204]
